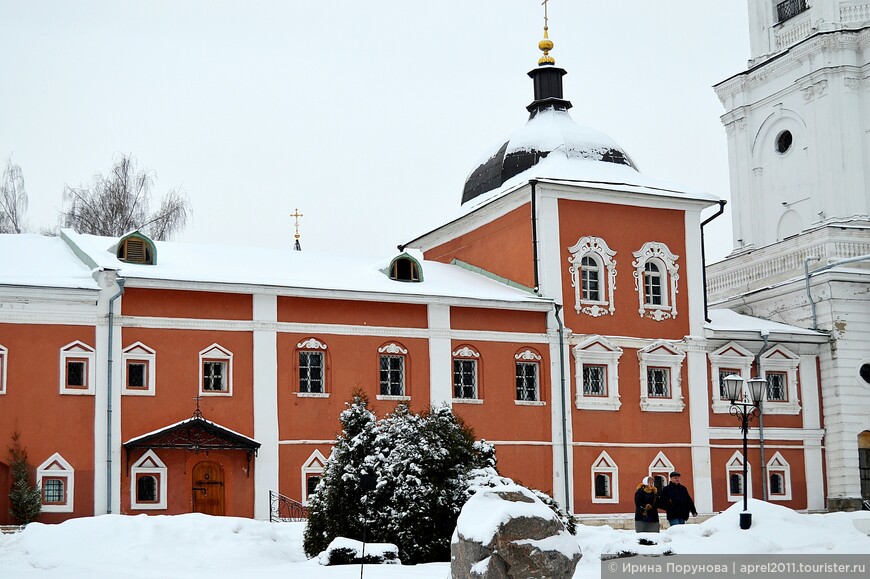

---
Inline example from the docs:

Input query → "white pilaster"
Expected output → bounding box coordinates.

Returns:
[253,293,278,520]
[428,304,452,406]
[686,343,713,514]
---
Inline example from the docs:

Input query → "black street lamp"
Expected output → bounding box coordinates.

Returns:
[722,374,766,530]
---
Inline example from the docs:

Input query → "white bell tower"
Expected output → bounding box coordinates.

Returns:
[715,0,870,252]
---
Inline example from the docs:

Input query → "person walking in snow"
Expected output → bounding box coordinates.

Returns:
[658,471,697,526]
[634,476,660,532]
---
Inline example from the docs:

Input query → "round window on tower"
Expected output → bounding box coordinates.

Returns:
[859,363,870,386]
[775,130,793,154]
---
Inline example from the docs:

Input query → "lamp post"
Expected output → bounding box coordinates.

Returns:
[722,375,766,530]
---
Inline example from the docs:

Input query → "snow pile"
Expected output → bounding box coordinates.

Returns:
[317,537,400,566]
[455,483,560,545]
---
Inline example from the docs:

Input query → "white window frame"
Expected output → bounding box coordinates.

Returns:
[122,342,157,396]
[632,241,680,321]
[648,451,675,491]
[452,346,481,404]
[573,335,622,411]
[37,452,75,513]
[0,344,7,395]
[638,341,685,412]
[59,341,96,395]
[301,449,328,506]
[591,450,619,504]
[297,338,329,398]
[709,342,755,413]
[568,236,617,317]
[726,451,752,503]
[377,343,410,401]
[766,451,792,501]
[130,449,168,510]
[199,343,233,397]
[759,345,801,415]
[515,349,544,406]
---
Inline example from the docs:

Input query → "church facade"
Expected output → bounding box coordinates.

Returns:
[2,3,860,524]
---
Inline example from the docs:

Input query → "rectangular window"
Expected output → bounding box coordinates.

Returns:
[379,355,405,396]
[776,0,808,23]
[582,365,607,396]
[594,473,611,498]
[66,359,87,388]
[766,372,787,401]
[127,361,147,389]
[729,473,744,495]
[136,474,159,503]
[202,361,227,392]
[647,367,670,398]
[515,362,539,401]
[453,359,477,399]
[42,478,66,504]
[299,351,324,393]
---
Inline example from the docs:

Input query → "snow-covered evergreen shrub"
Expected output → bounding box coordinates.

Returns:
[7,431,41,524]
[303,394,495,564]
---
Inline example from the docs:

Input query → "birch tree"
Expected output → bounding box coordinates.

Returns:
[0,158,28,234]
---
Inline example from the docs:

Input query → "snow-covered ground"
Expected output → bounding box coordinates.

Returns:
[1,500,868,578]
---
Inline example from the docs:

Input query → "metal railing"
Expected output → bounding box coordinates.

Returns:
[777,0,809,23]
[269,490,309,522]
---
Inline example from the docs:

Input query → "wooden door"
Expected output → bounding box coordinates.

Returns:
[192,461,225,516]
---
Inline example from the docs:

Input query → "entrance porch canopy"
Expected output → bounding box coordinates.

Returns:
[123,415,261,463]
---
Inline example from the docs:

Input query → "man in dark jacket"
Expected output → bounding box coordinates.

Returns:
[659,471,697,525]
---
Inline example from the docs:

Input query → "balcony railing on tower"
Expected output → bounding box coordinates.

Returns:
[777,0,809,23]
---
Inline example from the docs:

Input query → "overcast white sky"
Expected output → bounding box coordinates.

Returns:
[0,1,749,263]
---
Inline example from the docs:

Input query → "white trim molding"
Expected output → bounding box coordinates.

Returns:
[726,450,751,503]
[648,451,675,489]
[0,344,7,395]
[37,452,75,513]
[632,241,680,321]
[122,342,157,396]
[759,345,801,415]
[378,343,408,355]
[709,342,754,414]
[573,335,623,411]
[59,340,96,396]
[638,341,686,412]
[766,451,792,501]
[130,450,168,510]
[198,343,233,397]
[301,449,328,506]
[568,235,617,317]
[296,337,327,350]
[591,450,619,504]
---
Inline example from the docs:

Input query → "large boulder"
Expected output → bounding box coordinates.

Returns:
[451,485,581,578]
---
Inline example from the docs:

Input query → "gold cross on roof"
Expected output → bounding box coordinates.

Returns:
[291,208,303,241]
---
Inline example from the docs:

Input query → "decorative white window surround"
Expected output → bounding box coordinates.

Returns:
[726,451,751,503]
[122,342,157,396]
[568,236,617,317]
[297,338,327,350]
[638,341,685,412]
[297,338,328,397]
[573,336,623,411]
[377,342,410,401]
[648,451,675,485]
[0,344,6,395]
[632,242,679,321]
[301,449,328,506]
[766,452,792,501]
[37,453,75,513]
[199,344,233,397]
[130,450,168,510]
[709,342,755,413]
[452,346,481,403]
[591,450,619,504]
[515,349,543,405]
[759,345,801,415]
[59,341,96,395]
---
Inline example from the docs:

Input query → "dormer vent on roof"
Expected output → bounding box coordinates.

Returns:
[116,231,156,265]
[386,253,423,283]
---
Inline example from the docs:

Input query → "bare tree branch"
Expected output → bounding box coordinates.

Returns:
[61,154,190,240]
[0,158,28,234]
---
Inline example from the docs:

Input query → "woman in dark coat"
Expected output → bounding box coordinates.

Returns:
[634,476,660,532]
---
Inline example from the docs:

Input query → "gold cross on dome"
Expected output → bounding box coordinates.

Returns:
[291,208,303,241]
[542,0,549,29]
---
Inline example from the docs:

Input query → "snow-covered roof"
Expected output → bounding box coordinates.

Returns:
[705,308,825,338]
[62,230,550,307]
[0,233,100,291]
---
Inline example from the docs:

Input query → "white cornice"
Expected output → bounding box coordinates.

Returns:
[709,427,824,443]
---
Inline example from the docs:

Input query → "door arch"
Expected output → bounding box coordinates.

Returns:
[192,461,225,516]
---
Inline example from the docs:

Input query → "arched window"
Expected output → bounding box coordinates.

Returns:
[643,261,664,306]
[568,236,617,317]
[378,343,409,400]
[594,474,611,498]
[726,451,751,503]
[769,473,784,495]
[632,242,679,321]
[296,338,328,397]
[581,256,601,302]
[591,451,619,504]
[515,349,543,404]
[729,472,744,495]
[452,346,481,402]
[386,253,423,282]
[116,231,157,265]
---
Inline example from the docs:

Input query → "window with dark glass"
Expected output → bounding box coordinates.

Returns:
[769,473,785,495]
[42,478,65,504]
[729,473,744,495]
[647,367,670,398]
[136,475,158,503]
[66,360,87,388]
[766,372,787,401]
[202,361,227,392]
[594,473,611,498]
[643,262,663,305]
[299,351,324,393]
[776,0,808,23]
[582,365,607,396]
[515,362,539,401]
[718,369,740,400]
[453,359,477,399]
[379,355,405,396]
[581,256,600,301]
[127,361,147,389]
[306,475,321,499]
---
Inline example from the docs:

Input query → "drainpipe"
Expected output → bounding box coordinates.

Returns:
[530,180,540,295]
[701,200,727,322]
[106,276,125,514]
[553,304,571,512]
[804,253,870,330]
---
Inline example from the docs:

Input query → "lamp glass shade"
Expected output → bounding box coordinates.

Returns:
[747,378,767,405]
[722,374,744,403]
